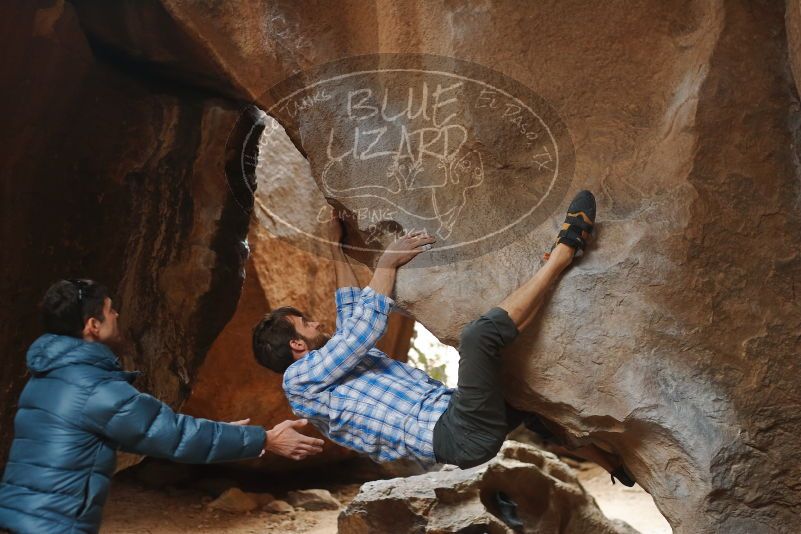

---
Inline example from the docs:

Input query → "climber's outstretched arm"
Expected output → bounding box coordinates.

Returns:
[327,212,434,330]
[328,211,361,289]
[331,245,360,288]
[328,211,365,333]
[369,229,435,296]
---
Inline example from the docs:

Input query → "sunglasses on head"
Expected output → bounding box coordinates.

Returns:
[66,279,90,309]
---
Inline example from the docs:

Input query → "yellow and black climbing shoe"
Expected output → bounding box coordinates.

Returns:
[543,189,596,261]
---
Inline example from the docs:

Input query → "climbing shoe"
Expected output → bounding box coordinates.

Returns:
[493,491,524,531]
[543,189,596,261]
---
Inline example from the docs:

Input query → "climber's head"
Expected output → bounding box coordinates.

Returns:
[41,279,121,344]
[252,307,331,373]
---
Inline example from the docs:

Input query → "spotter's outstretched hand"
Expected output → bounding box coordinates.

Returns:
[265,419,325,461]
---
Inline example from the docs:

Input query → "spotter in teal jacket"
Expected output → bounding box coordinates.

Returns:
[0,334,266,534]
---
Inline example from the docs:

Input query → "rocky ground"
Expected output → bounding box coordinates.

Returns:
[101,482,353,534]
[101,458,671,534]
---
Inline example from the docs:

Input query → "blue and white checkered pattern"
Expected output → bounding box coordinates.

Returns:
[283,286,453,465]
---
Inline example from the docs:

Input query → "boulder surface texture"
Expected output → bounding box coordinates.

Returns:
[3,2,801,532]
[0,1,262,467]
[339,441,637,534]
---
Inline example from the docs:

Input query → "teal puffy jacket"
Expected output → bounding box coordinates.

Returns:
[0,334,265,534]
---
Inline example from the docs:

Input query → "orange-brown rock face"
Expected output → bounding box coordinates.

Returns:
[0,1,260,464]
[7,1,801,531]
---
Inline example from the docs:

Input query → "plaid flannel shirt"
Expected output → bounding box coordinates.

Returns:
[283,286,453,465]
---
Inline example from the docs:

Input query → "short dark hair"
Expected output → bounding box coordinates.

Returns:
[252,306,305,373]
[41,279,109,338]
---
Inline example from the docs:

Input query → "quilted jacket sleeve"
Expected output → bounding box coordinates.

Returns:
[81,378,265,463]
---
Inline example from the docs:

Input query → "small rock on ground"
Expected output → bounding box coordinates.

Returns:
[287,489,341,511]
[266,500,295,514]
[207,487,258,513]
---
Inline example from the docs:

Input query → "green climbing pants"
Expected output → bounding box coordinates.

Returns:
[432,306,532,468]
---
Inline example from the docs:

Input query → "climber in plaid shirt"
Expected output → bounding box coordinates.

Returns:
[253,221,446,465]
[281,283,450,463]
[254,194,637,485]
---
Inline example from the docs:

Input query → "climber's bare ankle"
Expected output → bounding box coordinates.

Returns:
[548,244,574,267]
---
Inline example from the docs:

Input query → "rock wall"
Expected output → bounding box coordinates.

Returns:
[0,1,261,463]
[5,1,801,531]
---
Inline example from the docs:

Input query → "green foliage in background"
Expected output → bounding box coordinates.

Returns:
[407,328,449,384]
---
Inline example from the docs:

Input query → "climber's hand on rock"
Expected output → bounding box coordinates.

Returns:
[265,419,325,460]
[377,229,436,268]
